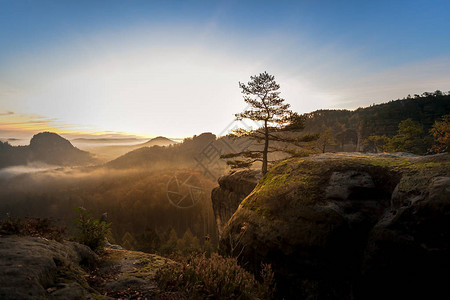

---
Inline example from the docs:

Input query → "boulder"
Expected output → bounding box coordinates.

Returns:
[0,236,99,299]
[0,236,171,299]
[214,153,450,299]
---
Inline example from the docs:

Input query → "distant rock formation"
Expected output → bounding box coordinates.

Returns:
[0,132,98,168]
[212,153,450,299]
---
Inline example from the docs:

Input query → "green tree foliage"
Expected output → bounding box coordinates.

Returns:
[0,166,219,256]
[430,114,450,153]
[160,228,179,254]
[301,92,450,148]
[74,207,110,252]
[388,118,431,154]
[363,135,391,153]
[177,228,201,255]
[363,118,433,155]
[135,226,161,253]
[223,72,316,175]
[316,126,336,153]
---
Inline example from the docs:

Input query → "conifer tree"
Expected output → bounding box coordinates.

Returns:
[222,72,317,175]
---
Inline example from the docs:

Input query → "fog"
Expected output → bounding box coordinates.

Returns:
[0,162,60,180]
[0,160,219,250]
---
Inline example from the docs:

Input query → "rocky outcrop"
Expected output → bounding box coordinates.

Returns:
[211,169,261,236]
[0,236,99,299]
[0,132,98,168]
[0,236,170,299]
[29,132,97,166]
[213,153,450,299]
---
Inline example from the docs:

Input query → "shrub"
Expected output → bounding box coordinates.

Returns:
[155,253,274,299]
[0,214,66,241]
[74,207,110,252]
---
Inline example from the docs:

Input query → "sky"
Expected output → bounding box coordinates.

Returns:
[1,0,449,141]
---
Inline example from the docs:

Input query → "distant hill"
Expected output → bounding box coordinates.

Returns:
[301,92,450,151]
[72,137,141,144]
[0,132,98,168]
[73,136,178,161]
[140,136,176,147]
[107,132,215,169]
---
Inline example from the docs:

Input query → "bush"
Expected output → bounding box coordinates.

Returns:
[74,207,110,252]
[0,214,66,241]
[155,253,274,299]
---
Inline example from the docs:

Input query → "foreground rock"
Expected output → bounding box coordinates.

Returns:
[0,236,170,299]
[90,247,169,298]
[0,236,99,299]
[215,153,450,299]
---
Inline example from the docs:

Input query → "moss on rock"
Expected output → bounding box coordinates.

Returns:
[217,153,450,299]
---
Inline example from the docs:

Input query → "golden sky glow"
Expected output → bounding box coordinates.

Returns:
[1,1,449,141]
[0,112,151,144]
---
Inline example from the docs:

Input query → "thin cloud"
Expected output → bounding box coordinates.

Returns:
[0,112,154,142]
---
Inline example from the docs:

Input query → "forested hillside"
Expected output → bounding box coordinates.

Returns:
[302,91,450,151]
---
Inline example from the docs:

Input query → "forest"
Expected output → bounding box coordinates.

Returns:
[301,91,450,153]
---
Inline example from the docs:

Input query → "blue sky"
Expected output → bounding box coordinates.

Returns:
[1,0,449,139]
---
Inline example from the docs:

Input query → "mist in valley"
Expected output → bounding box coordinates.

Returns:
[0,133,233,254]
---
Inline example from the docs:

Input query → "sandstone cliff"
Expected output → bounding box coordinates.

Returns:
[211,169,261,236]
[212,153,450,299]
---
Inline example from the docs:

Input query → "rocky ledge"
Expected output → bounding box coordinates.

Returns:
[212,153,450,300]
[0,236,169,299]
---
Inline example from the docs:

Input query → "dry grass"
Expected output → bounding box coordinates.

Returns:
[155,253,275,299]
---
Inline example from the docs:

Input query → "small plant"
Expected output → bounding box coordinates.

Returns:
[155,253,275,299]
[74,207,110,252]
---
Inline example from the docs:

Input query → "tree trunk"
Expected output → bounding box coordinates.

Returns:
[262,120,269,175]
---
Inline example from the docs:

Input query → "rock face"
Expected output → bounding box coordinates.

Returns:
[213,153,450,299]
[0,236,99,299]
[0,236,170,299]
[211,169,261,236]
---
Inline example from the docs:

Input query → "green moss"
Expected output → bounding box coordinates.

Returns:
[55,264,90,290]
[239,154,448,219]
[124,255,168,278]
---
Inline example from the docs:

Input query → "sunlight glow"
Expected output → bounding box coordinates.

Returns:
[1,2,449,139]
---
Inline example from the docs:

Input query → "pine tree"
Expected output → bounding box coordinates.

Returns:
[160,228,178,254]
[388,118,431,154]
[222,72,317,175]
[316,126,336,153]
